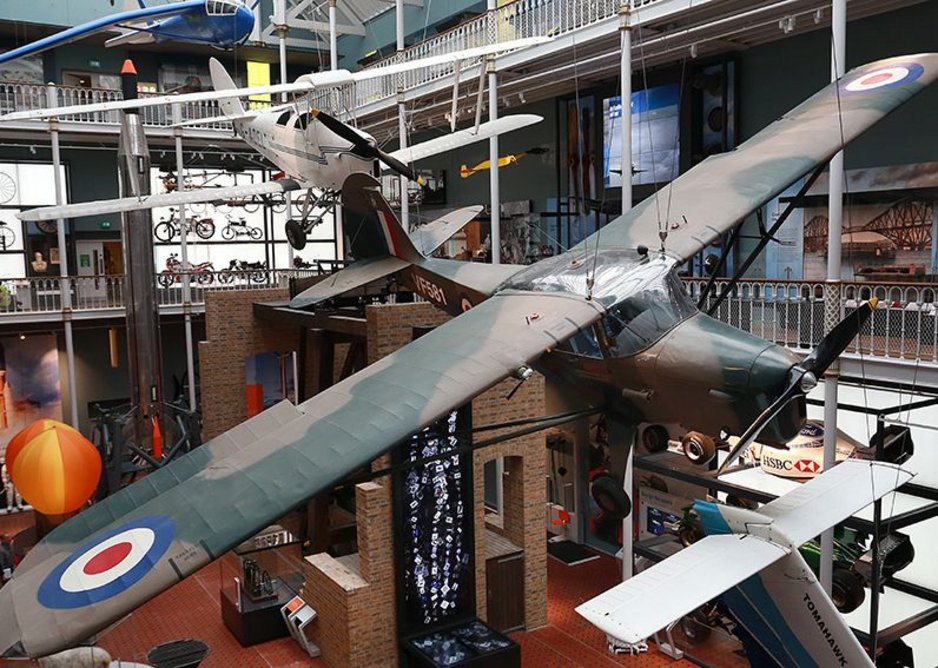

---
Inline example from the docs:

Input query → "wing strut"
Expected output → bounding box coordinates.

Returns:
[698,163,826,314]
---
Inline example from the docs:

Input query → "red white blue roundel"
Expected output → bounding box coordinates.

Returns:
[38,515,175,609]
[844,63,924,93]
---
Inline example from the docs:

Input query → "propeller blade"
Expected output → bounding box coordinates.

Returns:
[311,108,374,154]
[717,297,877,474]
[376,148,424,184]
[312,108,424,183]
[803,297,877,373]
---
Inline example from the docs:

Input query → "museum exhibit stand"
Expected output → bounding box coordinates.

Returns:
[630,381,938,665]
[219,525,305,646]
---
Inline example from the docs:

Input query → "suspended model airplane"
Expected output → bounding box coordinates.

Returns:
[459,147,550,178]
[6,37,548,251]
[0,53,935,659]
[577,460,912,667]
[0,0,256,65]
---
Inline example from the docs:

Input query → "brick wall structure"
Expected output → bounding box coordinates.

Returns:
[201,297,547,667]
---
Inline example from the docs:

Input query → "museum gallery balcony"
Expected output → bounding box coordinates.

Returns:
[0,0,924,142]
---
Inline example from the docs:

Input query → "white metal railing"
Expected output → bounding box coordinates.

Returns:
[1,460,28,515]
[0,268,327,315]
[0,0,667,126]
[686,278,938,363]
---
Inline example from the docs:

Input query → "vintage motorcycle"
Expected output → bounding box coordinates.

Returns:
[218,259,268,284]
[154,208,215,242]
[157,253,216,287]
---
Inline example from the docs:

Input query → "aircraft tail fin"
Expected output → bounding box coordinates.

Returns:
[342,173,422,263]
[209,57,246,119]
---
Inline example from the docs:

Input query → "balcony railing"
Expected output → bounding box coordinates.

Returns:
[2,272,937,364]
[0,0,668,128]
[0,267,329,315]
[686,278,938,363]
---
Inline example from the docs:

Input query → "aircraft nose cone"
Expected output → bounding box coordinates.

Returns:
[236,6,255,38]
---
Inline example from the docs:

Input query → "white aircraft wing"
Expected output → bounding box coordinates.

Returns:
[16,179,308,222]
[411,206,483,256]
[575,534,789,644]
[387,115,543,166]
[759,460,914,546]
[0,37,550,123]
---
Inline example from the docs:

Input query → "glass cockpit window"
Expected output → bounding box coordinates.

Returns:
[557,326,602,358]
[296,113,311,130]
[603,270,697,356]
[276,111,292,126]
[206,0,239,16]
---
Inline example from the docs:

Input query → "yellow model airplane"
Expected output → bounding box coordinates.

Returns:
[459,147,549,178]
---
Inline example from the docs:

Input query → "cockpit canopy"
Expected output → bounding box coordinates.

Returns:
[206,0,241,16]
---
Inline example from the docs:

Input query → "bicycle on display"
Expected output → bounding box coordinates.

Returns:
[154,208,215,242]
[220,213,263,241]
[218,259,268,284]
[0,221,15,250]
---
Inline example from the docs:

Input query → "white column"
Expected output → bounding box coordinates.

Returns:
[820,0,846,596]
[275,0,294,268]
[619,2,632,213]
[173,104,197,411]
[47,83,79,428]
[397,0,409,230]
[329,0,344,260]
[487,0,500,265]
[619,2,633,581]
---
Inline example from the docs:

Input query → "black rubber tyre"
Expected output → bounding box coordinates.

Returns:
[642,424,670,453]
[221,225,235,241]
[196,271,213,285]
[831,568,865,613]
[590,473,631,519]
[154,221,175,243]
[157,272,173,288]
[249,226,263,240]
[682,431,716,465]
[217,270,235,284]
[195,219,215,239]
[286,220,307,250]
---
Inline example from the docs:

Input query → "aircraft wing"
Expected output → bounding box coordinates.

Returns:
[0,288,603,658]
[386,116,542,166]
[0,1,204,65]
[16,179,308,222]
[759,459,914,546]
[0,37,549,122]
[290,256,408,309]
[411,206,483,256]
[590,54,938,263]
[576,534,789,644]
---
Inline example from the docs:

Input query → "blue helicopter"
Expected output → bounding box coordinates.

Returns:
[0,0,256,65]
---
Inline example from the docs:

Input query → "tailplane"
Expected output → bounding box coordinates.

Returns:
[209,57,246,119]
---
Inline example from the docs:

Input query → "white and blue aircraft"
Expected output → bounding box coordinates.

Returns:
[0,0,256,65]
[577,460,914,667]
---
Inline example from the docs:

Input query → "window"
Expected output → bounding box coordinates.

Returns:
[603,271,696,356]
[206,0,239,16]
[276,111,292,126]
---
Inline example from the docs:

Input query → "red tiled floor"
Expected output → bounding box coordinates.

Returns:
[0,510,746,667]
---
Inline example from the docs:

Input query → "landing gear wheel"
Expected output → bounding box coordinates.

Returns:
[642,425,670,453]
[590,474,631,519]
[831,568,865,613]
[682,431,716,465]
[285,219,306,250]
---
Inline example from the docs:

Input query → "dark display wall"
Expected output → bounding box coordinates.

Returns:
[394,405,475,636]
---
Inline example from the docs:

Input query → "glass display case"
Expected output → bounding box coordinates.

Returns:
[402,618,520,668]
[218,524,305,646]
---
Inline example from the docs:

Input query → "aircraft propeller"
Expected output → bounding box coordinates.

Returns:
[717,297,879,473]
[310,108,424,184]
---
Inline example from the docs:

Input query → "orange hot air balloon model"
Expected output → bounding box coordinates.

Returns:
[5,419,101,516]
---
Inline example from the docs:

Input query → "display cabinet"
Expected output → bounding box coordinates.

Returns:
[218,525,305,646]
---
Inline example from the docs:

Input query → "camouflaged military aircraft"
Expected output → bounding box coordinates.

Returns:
[1,53,936,659]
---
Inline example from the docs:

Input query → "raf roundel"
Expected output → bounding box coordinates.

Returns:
[844,63,924,93]
[38,515,176,610]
